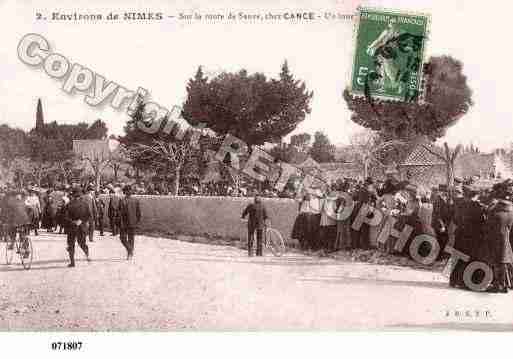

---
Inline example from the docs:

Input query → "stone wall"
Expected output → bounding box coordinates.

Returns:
[99,195,298,243]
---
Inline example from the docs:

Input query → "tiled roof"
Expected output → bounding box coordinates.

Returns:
[400,143,445,167]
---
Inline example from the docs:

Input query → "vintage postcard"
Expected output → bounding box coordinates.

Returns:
[1,0,513,356]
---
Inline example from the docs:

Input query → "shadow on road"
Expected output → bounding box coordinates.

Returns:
[0,265,68,272]
[0,257,127,272]
[297,275,450,291]
[168,253,340,266]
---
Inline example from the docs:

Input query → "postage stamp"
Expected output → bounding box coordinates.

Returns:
[349,7,431,102]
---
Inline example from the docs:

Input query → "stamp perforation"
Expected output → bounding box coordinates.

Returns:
[348,6,431,104]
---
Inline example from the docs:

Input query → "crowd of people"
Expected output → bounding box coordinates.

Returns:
[290,169,513,293]
[0,183,141,267]
[99,178,285,198]
[3,169,513,293]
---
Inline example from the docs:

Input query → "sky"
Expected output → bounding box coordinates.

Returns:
[1,0,512,152]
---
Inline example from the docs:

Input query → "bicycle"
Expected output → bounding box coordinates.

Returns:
[239,219,286,257]
[5,225,33,270]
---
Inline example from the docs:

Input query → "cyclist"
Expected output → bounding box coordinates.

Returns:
[241,194,269,257]
[4,189,31,256]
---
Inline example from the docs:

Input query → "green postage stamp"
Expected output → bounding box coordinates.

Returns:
[349,8,430,102]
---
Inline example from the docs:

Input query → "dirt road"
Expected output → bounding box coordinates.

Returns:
[1,231,512,330]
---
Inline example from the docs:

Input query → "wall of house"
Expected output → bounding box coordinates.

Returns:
[99,195,299,242]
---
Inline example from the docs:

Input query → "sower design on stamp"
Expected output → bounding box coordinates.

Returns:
[350,8,430,103]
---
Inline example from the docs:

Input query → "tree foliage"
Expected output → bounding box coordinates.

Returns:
[0,118,109,186]
[33,119,108,150]
[309,131,335,163]
[290,132,311,151]
[182,61,313,146]
[0,124,28,168]
[343,55,473,141]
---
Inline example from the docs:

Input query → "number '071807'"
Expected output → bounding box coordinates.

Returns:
[51,342,83,351]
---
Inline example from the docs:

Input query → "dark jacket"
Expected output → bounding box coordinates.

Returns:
[432,195,451,234]
[3,196,30,227]
[96,197,105,215]
[81,193,97,221]
[485,199,513,264]
[66,197,92,224]
[108,195,122,218]
[377,179,398,196]
[119,196,141,228]
[458,199,486,258]
[242,202,268,230]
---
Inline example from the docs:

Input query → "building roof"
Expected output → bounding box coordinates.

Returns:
[400,143,445,167]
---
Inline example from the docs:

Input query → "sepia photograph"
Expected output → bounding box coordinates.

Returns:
[1,0,513,356]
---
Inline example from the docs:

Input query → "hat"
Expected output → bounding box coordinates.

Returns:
[71,188,83,197]
[454,177,463,184]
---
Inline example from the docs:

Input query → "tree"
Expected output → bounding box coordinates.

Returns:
[422,142,463,186]
[76,145,111,191]
[108,151,124,181]
[35,119,108,150]
[25,118,108,186]
[87,119,108,140]
[118,96,161,178]
[56,159,77,184]
[290,132,311,152]
[26,134,72,186]
[347,130,405,179]
[182,61,314,146]
[0,124,28,173]
[35,98,44,133]
[309,131,336,163]
[343,56,473,141]
[268,142,299,163]
[127,139,198,195]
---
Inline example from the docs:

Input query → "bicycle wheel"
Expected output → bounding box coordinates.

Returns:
[19,236,33,270]
[5,239,14,265]
[239,224,248,249]
[265,227,286,257]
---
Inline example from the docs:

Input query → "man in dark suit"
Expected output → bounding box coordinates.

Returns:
[450,186,486,288]
[65,188,91,267]
[95,191,105,236]
[108,188,122,236]
[485,183,513,292]
[82,185,97,242]
[241,195,269,257]
[119,185,141,260]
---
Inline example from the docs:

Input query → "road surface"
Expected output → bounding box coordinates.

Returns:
[1,231,513,330]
